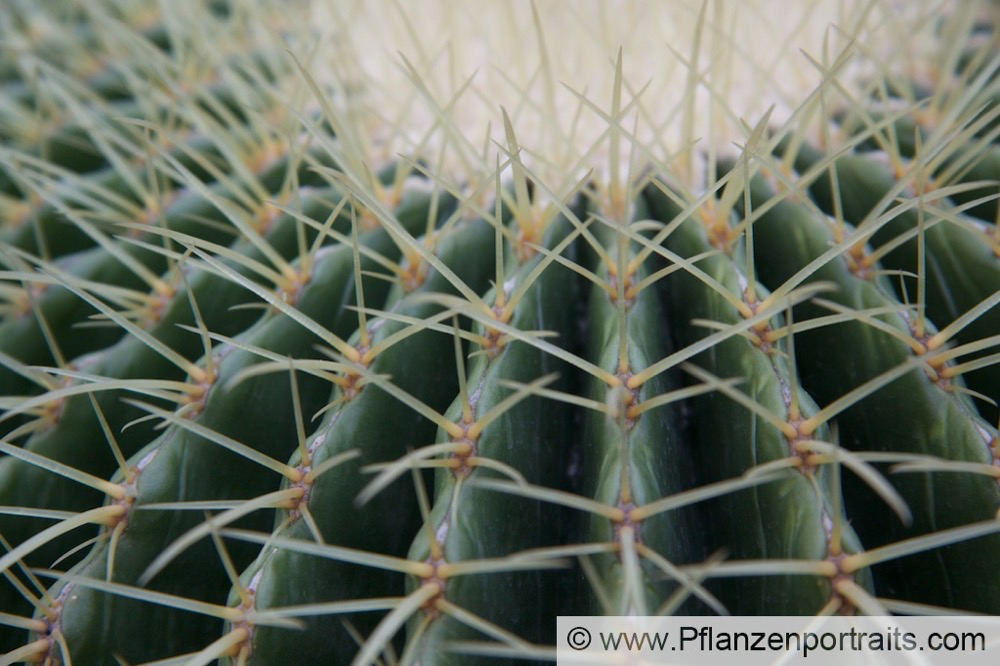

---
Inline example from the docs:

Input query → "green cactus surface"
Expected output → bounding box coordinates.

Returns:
[1,1,998,665]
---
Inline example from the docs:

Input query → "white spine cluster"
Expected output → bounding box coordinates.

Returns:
[308,0,941,187]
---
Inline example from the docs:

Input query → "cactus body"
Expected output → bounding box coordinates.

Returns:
[1,2,999,665]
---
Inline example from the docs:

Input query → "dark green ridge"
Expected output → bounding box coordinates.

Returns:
[239,216,495,664]
[0,149,338,404]
[25,189,440,664]
[0,187,350,647]
[740,168,1000,612]
[647,183,872,614]
[781,141,1000,425]
[404,212,579,665]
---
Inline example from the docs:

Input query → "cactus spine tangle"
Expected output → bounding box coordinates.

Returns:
[1,1,998,664]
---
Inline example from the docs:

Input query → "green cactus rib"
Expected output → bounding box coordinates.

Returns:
[0,15,292,241]
[0,134,227,259]
[400,211,579,665]
[14,190,439,664]
[229,215,496,664]
[571,195,702,617]
[0,91,315,256]
[0,85,268,187]
[2,1,1000,665]
[834,110,1000,224]
[780,141,1000,425]
[0,147,335,406]
[646,179,873,615]
[0,134,332,264]
[739,166,1000,612]
[0,185,350,633]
